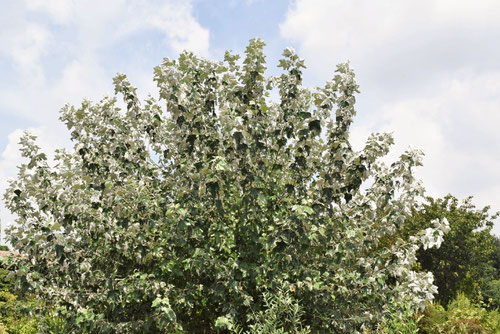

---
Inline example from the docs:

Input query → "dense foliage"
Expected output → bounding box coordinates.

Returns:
[4,39,449,333]
[406,196,499,305]
[492,237,500,276]
[0,253,69,333]
[0,254,36,333]
[419,294,500,333]
[484,237,500,308]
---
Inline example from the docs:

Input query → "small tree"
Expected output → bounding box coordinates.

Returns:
[4,39,448,333]
[407,195,499,305]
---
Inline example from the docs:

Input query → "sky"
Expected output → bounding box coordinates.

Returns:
[1,0,500,241]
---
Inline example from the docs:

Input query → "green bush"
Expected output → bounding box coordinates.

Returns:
[0,268,13,292]
[419,302,447,333]
[482,279,500,309]
[5,39,450,332]
[0,291,38,334]
[36,308,69,334]
[0,291,68,334]
[373,300,421,334]
[0,255,67,333]
[241,286,310,334]
[419,293,500,333]
[0,254,15,292]
[0,254,38,333]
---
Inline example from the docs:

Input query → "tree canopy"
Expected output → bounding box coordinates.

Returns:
[4,39,449,333]
[407,195,499,305]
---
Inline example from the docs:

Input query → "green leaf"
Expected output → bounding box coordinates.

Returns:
[51,223,62,231]
[75,110,85,120]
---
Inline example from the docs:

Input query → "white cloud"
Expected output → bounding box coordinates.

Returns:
[25,0,74,24]
[432,0,500,26]
[281,0,500,235]
[0,4,50,83]
[377,71,500,197]
[0,0,210,118]
[8,23,50,71]
[23,0,210,56]
[147,2,210,56]
[280,0,500,86]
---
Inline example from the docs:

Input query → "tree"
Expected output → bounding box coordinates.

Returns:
[491,236,500,277]
[4,39,449,333]
[406,195,499,305]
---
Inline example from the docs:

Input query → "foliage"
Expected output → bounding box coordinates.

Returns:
[0,265,13,292]
[4,39,449,333]
[0,246,9,252]
[0,292,68,334]
[419,302,447,334]
[0,291,38,334]
[225,285,310,333]
[371,299,421,334]
[482,237,500,309]
[492,237,500,276]
[0,255,67,333]
[419,293,500,334]
[404,195,499,305]
[482,280,500,310]
[34,308,68,334]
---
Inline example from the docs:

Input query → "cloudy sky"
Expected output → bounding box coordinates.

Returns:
[1,0,500,240]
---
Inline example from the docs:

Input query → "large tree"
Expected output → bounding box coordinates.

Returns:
[406,195,499,305]
[4,39,448,333]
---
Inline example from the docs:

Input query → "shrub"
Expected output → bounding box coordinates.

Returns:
[0,268,13,292]
[482,279,500,309]
[0,291,38,334]
[373,299,421,334]
[222,285,311,334]
[0,255,67,333]
[0,291,68,334]
[419,293,500,333]
[5,39,449,333]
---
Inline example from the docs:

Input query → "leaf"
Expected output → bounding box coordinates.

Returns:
[303,206,314,215]
[51,223,62,231]
[214,315,233,330]
[215,158,228,171]
[75,110,85,120]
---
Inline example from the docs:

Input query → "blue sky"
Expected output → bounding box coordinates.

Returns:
[2,0,500,239]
